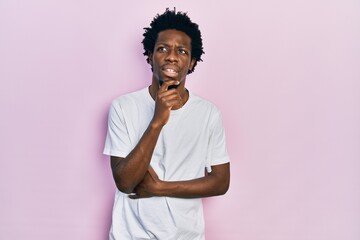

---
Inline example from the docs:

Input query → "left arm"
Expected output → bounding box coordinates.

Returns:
[129,163,230,199]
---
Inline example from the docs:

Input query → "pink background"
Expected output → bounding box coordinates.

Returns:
[1,0,359,239]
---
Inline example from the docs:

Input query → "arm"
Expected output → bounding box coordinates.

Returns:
[111,80,182,194]
[110,125,161,194]
[129,163,230,199]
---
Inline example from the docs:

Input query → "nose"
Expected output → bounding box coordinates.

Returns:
[165,48,178,62]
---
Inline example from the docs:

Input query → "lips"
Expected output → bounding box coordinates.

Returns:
[161,65,179,78]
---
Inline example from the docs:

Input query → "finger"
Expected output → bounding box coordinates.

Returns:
[159,80,180,92]
[157,91,182,107]
[156,97,182,110]
[128,193,139,199]
[157,90,181,101]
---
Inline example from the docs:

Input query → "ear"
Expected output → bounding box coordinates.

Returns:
[189,58,196,71]
[148,52,153,66]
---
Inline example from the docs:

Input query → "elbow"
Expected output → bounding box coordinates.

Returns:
[222,183,230,195]
[111,156,136,194]
[112,172,136,194]
[116,182,134,194]
[218,180,230,196]
[209,162,230,196]
[216,174,230,196]
[115,181,135,194]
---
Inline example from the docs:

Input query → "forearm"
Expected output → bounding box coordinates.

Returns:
[112,121,162,193]
[152,163,230,198]
[158,177,227,198]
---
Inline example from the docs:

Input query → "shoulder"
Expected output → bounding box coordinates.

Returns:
[188,92,222,116]
[110,87,150,109]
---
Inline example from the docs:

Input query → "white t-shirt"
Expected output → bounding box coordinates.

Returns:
[103,87,229,240]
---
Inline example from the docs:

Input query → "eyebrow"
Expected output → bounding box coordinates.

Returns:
[155,42,190,49]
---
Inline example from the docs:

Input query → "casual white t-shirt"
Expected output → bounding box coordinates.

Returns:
[104,87,229,240]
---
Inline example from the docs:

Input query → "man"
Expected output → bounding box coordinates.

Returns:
[103,8,230,240]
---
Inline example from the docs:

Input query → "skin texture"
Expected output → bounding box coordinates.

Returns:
[111,29,230,198]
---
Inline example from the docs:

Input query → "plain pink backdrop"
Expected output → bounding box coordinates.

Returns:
[1,0,359,239]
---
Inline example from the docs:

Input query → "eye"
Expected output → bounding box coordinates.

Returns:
[178,49,188,55]
[157,47,168,52]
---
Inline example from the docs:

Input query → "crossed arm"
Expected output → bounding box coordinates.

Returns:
[110,80,230,199]
[128,162,229,199]
[110,123,230,199]
[111,157,229,199]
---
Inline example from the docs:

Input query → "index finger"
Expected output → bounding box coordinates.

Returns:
[159,80,180,92]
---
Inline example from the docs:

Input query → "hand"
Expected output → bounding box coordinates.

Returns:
[128,167,161,199]
[152,80,182,127]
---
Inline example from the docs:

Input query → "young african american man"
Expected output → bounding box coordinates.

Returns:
[104,9,230,240]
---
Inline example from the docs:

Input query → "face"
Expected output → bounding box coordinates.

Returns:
[150,29,195,86]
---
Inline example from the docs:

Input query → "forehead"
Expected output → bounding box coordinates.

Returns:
[156,29,192,47]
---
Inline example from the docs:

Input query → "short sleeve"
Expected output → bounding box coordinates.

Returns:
[205,110,230,173]
[103,100,132,158]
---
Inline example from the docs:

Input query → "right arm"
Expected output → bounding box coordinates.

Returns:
[111,80,181,193]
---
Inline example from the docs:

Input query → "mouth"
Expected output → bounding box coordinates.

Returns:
[161,65,179,78]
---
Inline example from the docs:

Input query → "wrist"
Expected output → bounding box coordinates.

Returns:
[150,119,165,129]
[154,180,176,197]
[157,179,173,197]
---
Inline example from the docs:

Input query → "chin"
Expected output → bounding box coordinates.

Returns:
[168,84,178,89]
[159,78,179,86]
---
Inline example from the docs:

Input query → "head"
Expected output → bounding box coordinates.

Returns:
[142,8,204,74]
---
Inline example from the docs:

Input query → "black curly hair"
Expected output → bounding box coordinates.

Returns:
[142,8,204,74]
